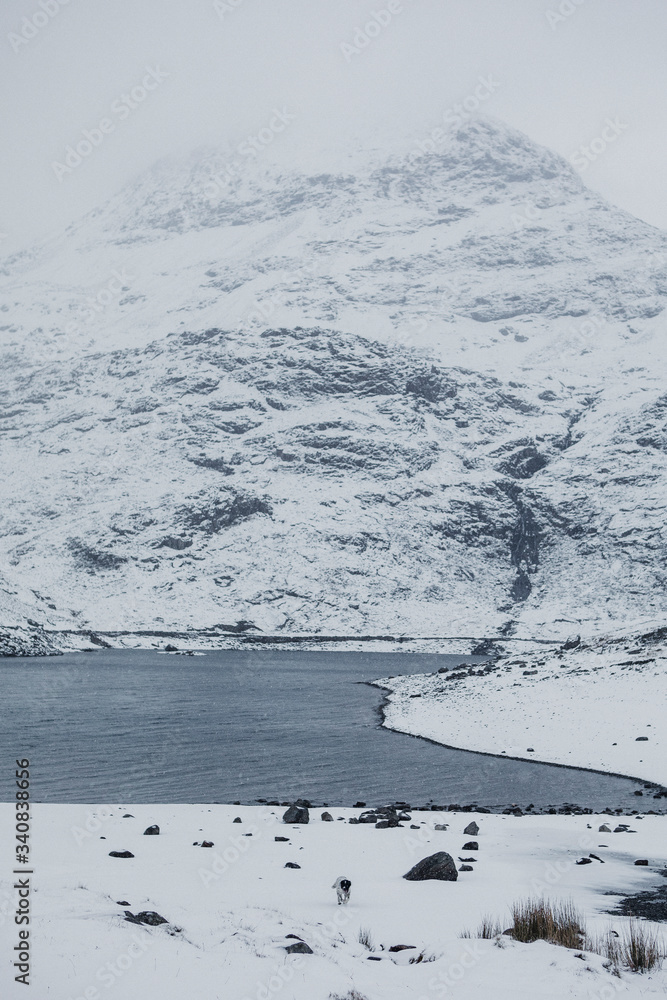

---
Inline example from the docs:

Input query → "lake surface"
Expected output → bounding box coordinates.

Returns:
[0,648,647,808]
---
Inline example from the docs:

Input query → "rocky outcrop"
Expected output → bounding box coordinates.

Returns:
[0,626,63,658]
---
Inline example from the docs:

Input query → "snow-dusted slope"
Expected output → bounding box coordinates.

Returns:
[1,119,666,635]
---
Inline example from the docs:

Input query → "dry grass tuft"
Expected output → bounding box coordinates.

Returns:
[357,927,375,952]
[509,897,585,950]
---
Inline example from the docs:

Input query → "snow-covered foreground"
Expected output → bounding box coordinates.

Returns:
[375,626,667,788]
[1,804,666,999]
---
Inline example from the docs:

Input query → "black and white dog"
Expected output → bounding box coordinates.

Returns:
[332,876,352,905]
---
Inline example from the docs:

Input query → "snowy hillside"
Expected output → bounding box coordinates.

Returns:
[1,118,667,637]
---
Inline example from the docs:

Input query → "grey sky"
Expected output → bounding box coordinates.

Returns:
[0,0,665,250]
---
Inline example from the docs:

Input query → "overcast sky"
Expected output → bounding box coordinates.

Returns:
[1,0,665,249]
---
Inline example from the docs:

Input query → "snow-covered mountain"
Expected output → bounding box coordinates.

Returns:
[1,118,666,638]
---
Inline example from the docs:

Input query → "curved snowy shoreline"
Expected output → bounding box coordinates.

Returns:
[372,626,667,790]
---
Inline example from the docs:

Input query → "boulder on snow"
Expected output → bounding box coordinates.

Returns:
[124,910,167,926]
[109,850,134,858]
[403,852,458,882]
[321,811,333,821]
[462,841,479,851]
[282,802,309,824]
[599,824,611,833]
[634,859,649,866]
[285,941,313,954]
[143,825,160,836]
[459,864,474,872]
[233,817,242,823]
[284,862,301,869]
[463,821,479,836]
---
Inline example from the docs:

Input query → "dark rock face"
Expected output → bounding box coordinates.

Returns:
[403,852,458,882]
[143,825,160,836]
[282,802,309,824]
[463,821,480,836]
[109,850,134,858]
[321,811,334,822]
[124,910,167,926]
[462,841,479,851]
[285,941,313,954]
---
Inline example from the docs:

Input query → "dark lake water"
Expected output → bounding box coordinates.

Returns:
[0,648,647,808]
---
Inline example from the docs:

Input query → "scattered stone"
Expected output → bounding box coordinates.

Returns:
[410,824,420,830]
[124,910,167,926]
[462,841,478,851]
[367,956,382,961]
[354,801,366,808]
[375,819,399,829]
[233,817,242,823]
[109,851,134,859]
[275,836,290,842]
[388,945,416,952]
[434,824,449,831]
[403,852,458,882]
[200,841,214,848]
[321,812,333,822]
[143,825,160,836]
[458,857,477,863]
[459,865,474,872]
[576,858,593,865]
[634,859,649,866]
[285,942,312,954]
[599,824,611,833]
[116,901,130,906]
[284,862,301,869]
[463,822,479,836]
[636,737,649,742]
[282,801,309,824]
[359,811,378,824]
[589,854,605,863]
[164,644,178,652]
[122,814,134,819]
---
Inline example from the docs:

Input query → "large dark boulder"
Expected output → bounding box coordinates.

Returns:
[463,821,479,836]
[321,811,334,822]
[403,852,458,882]
[143,825,160,836]
[282,801,309,824]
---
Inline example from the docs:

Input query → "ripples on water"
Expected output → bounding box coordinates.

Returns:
[0,648,647,808]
